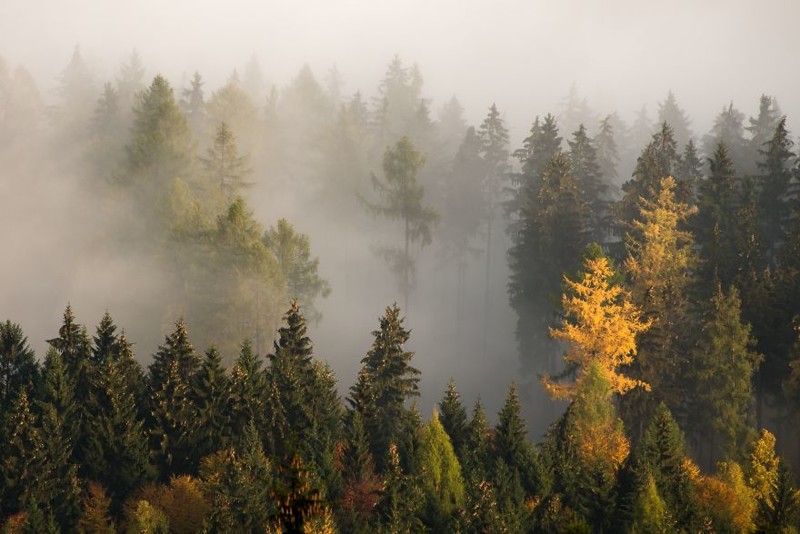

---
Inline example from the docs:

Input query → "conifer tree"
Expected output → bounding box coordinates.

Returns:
[696,142,740,288]
[35,349,82,528]
[148,319,199,478]
[0,320,38,414]
[77,483,116,534]
[1,390,46,518]
[657,91,693,149]
[123,74,195,212]
[338,410,381,531]
[675,138,701,206]
[228,339,265,442]
[703,102,748,174]
[568,123,607,240]
[83,350,154,504]
[638,403,700,529]
[361,136,438,311]
[746,94,782,174]
[200,121,251,202]
[690,285,761,463]
[266,301,314,458]
[418,412,465,530]
[756,116,794,262]
[623,176,698,429]
[375,443,424,532]
[618,122,682,231]
[545,246,650,398]
[463,397,490,480]
[438,378,468,458]
[190,346,230,461]
[180,71,207,141]
[349,304,420,471]
[594,114,621,186]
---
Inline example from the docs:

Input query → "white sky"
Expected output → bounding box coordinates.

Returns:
[2,0,799,140]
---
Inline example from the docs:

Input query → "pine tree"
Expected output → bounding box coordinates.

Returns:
[657,91,693,149]
[228,339,265,441]
[568,123,608,241]
[703,102,749,174]
[696,142,740,288]
[348,304,420,471]
[190,346,230,461]
[690,285,761,463]
[638,403,700,529]
[746,94,782,175]
[200,121,251,202]
[756,116,794,263]
[1,390,46,518]
[361,136,438,311]
[594,114,621,186]
[122,74,195,212]
[0,320,38,414]
[266,301,314,458]
[618,122,682,231]
[83,349,154,505]
[148,319,199,478]
[35,349,82,528]
[463,397,490,480]
[338,410,381,531]
[438,378,468,457]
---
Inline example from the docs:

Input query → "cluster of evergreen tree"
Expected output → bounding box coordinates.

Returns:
[506,93,800,474]
[3,291,799,532]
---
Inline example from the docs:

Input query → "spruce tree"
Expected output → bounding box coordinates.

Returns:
[0,320,38,414]
[594,114,621,186]
[746,94,782,175]
[200,121,251,201]
[338,410,381,532]
[463,397,489,480]
[703,102,748,174]
[228,339,265,442]
[568,123,607,240]
[690,285,761,463]
[361,137,438,311]
[657,91,693,149]
[190,346,230,461]
[348,304,420,471]
[756,116,794,263]
[1,390,46,518]
[438,378,468,458]
[147,319,199,478]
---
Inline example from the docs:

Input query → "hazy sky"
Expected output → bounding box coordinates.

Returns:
[3,0,800,140]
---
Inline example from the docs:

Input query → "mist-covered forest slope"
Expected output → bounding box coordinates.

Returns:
[3,43,800,531]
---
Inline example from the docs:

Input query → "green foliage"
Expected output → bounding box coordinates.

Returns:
[190,347,230,460]
[263,219,331,322]
[690,284,761,462]
[417,412,465,528]
[349,304,420,471]
[629,473,673,533]
[0,320,38,413]
[438,378,468,458]
[361,136,438,307]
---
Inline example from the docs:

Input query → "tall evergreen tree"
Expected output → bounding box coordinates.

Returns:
[623,176,698,431]
[190,346,230,461]
[200,121,251,202]
[594,114,621,186]
[568,123,607,240]
[349,304,420,471]
[657,91,693,149]
[418,412,465,531]
[703,102,748,174]
[0,320,38,414]
[689,285,761,463]
[147,319,199,478]
[438,378,468,458]
[746,94,782,175]
[361,137,438,311]
[756,116,794,263]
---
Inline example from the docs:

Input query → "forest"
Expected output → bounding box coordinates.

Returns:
[3,13,800,532]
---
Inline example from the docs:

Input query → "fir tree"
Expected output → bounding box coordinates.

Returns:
[338,410,381,532]
[658,91,693,149]
[438,378,468,458]
[200,121,251,201]
[228,339,265,442]
[690,285,761,463]
[703,102,749,174]
[746,95,782,175]
[568,123,607,240]
[594,114,621,186]
[361,136,438,311]
[756,116,794,263]
[190,346,230,461]
[0,320,38,414]
[349,304,420,471]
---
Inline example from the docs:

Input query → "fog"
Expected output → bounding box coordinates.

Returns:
[2,0,800,434]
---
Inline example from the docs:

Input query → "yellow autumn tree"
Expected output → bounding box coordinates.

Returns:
[544,246,651,399]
